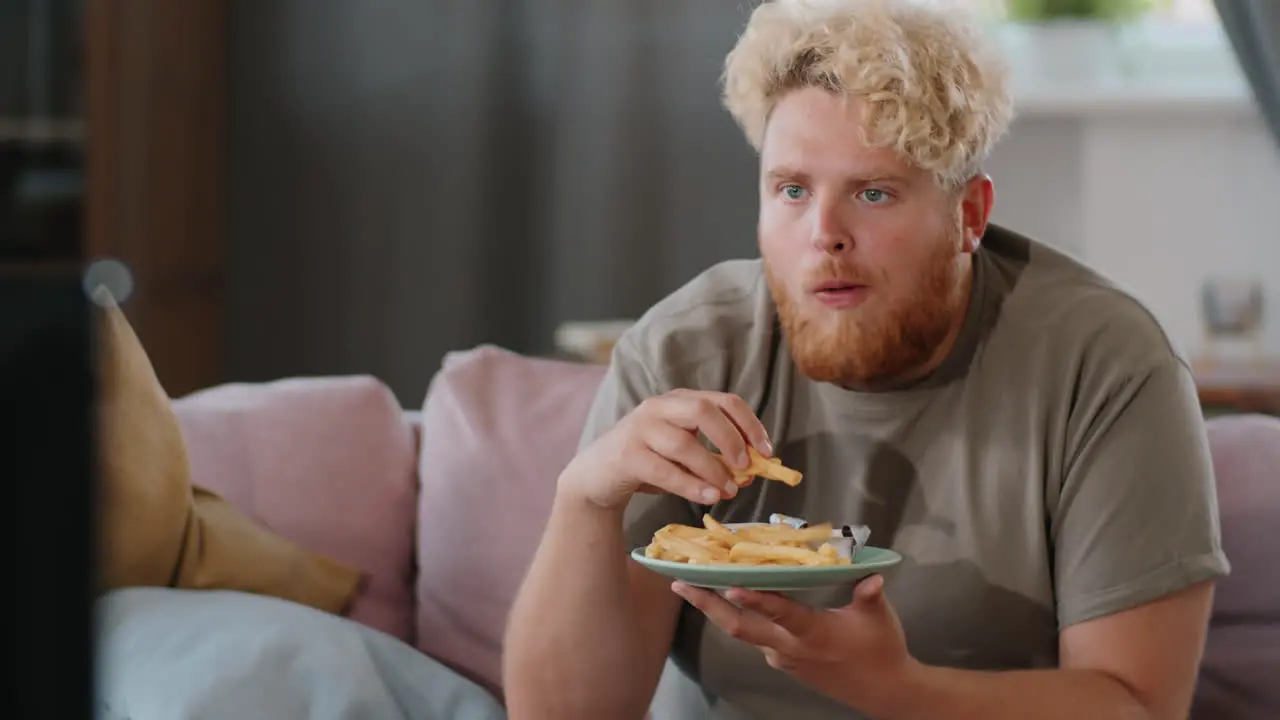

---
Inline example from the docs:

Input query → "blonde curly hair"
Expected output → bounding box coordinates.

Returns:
[722,0,1014,189]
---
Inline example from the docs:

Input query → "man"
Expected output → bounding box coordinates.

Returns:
[503,1,1230,718]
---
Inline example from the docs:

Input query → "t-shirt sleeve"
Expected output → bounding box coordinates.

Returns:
[575,336,699,553]
[1053,358,1231,628]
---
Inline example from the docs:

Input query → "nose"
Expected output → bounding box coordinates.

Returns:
[810,198,852,254]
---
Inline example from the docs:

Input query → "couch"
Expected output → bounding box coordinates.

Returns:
[114,344,1278,718]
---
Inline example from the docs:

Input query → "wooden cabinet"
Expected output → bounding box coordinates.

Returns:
[2,0,228,397]
[1195,360,1280,417]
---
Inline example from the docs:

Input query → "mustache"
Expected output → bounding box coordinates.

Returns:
[803,258,874,287]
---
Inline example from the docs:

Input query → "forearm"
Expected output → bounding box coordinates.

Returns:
[503,492,648,720]
[873,663,1152,720]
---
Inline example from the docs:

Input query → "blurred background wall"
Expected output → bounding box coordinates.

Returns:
[223,0,1280,405]
[227,1,762,403]
[3,0,1277,406]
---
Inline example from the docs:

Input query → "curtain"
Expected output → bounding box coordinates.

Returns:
[228,0,761,404]
[1214,0,1280,148]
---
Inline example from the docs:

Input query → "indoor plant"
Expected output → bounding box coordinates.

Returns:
[1000,0,1166,84]
[1004,0,1162,22]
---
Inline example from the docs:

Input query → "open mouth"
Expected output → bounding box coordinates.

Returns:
[813,283,868,307]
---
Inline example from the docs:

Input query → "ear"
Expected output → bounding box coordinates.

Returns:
[958,174,994,253]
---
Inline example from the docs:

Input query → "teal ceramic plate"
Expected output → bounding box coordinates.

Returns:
[629,545,903,591]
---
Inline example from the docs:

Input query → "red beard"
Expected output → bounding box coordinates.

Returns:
[765,231,968,389]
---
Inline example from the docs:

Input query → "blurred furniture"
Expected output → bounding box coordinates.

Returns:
[1193,359,1280,417]
[1,0,228,396]
[1193,413,1280,719]
[97,586,506,720]
[554,319,636,364]
[99,344,1276,718]
[129,346,631,711]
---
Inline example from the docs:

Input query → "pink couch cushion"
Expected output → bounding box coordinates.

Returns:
[1193,414,1280,718]
[1204,413,1280,618]
[173,376,419,643]
[415,345,607,696]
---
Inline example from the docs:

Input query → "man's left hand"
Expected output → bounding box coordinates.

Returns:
[672,574,916,713]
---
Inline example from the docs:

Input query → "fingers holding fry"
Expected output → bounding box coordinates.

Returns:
[714,447,803,487]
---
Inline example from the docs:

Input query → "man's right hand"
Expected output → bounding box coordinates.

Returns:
[558,389,774,511]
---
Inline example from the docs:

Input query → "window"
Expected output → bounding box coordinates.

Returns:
[966,0,1220,23]
[1160,0,1219,23]
[964,0,1238,87]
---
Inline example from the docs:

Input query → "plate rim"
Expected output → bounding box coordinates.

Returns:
[628,545,903,574]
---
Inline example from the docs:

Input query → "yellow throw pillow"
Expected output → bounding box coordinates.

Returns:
[93,287,362,614]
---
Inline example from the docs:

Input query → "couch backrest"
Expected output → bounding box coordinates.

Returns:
[173,376,420,643]
[413,345,608,698]
[1193,414,1280,719]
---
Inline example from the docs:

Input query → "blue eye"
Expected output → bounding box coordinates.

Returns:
[782,185,807,200]
[859,188,889,204]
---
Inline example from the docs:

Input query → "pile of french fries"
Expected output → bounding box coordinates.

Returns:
[644,514,850,567]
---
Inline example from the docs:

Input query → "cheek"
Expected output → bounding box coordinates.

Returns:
[758,200,786,232]
[874,248,948,302]
[759,237,803,280]
[856,225,944,283]
[759,210,795,254]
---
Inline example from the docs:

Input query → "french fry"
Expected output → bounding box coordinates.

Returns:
[660,524,717,542]
[651,531,717,564]
[701,514,744,547]
[642,518,850,567]
[730,541,827,566]
[816,543,841,564]
[735,522,833,545]
[715,447,803,487]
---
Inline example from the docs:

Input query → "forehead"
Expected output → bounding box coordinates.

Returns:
[760,87,912,179]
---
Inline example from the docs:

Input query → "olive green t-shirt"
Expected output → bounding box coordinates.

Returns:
[577,225,1231,719]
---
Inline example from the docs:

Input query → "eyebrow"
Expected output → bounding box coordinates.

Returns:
[763,166,910,186]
